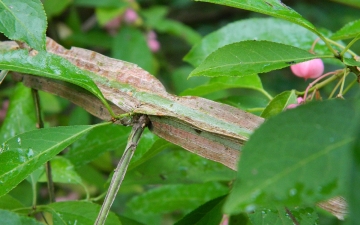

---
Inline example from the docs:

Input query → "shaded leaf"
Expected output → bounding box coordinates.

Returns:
[330,0,360,8]
[185,18,331,67]
[112,26,156,74]
[0,209,43,225]
[181,75,264,97]
[248,207,318,225]
[261,90,297,119]
[0,47,113,115]
[96,7,125,26]
[224,99,358,214]
[0,123,109,197]
[189,41,319,78]
[0,83,36,144]
[175,195,226,225]
[73,0,126,7]
[43,0,71,18]
[343,57,360,67]
[195,0,317,35]
[128,182,228,214]
[331,19,360,40]
[0,194,24,210]
[45,201,122,225]
[0,0,47,50]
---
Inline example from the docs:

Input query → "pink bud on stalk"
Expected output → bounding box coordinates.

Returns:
[147,30,160,52]
[290,59,324,79]
[286,97,304,109]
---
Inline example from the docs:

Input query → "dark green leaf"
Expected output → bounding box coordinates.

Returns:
[118,215,145,225]
[96,7,125,26]
[331,19,360,40]
[68,107,91,125]
[348,124,360,225]
[175,195,226,225]
[0,0,47,50]
[45,201,122,225]
[112,26,156,74]
[0,83,36,144]
[185,18,331,67]
[331,0,360,8]
[0,209,42,225]
[0,48,113,115]
[0,194,24,210]
[127,182,228,214]
[248,207,318,225]
[189,41,319,78]
[224,99,357,214]
[43,0,71,18]
[0,123,109,197]
[181,75,264,97]
[261,90,297,119]
[66,124,130,167]
[194,0,317,35]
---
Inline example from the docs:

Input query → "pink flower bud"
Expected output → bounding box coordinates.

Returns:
[147,31,160,52]
[124,9,138,24]
[286,97,304,109]
[290,58,324,79]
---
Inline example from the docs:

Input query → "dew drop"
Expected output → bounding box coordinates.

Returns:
[17,137,21,146]
[289,188,297,196]
[245,204,256,212]
[27,148,34,157]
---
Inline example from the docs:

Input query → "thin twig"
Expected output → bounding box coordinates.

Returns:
[32,89,55,203]
[285,207,300,225]
[95,115,149,225]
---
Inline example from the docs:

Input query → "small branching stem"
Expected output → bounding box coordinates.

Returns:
[95,115,149,225]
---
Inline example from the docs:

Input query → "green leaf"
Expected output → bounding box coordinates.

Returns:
[343,57,360,67]
[45,201,122,225]
[248,207,318,225]
[181,75,264,97]
[68,107,91,125]
[189,41,319,78]
[348,125,360,225]
[118,215,145,225]
[185,18,331,67]
[0,48,113,116]
[127,182,228,214]
[124,148,236,186]
[331,19,360,40]
[0,123,109,197]
[0,0,47,50]
[96,7,125,26]
[38,156,82,184]
[66,124,131,167]
[74,0,127,8]
[224,99,357,214]
[195,0,317,35]
[0,209,43,225]
[0,194,24,210]
[175,195,226,225]
[43,0,71,18]
[112,26,156,74]
[331,0,360,8]
[261,90,297,119]
[0,83,36,144]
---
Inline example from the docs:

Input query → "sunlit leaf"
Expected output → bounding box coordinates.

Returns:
[224,99,358,214]
[261,90,297,119]
[38,157,82,184]
[331,19,360,40]
[189,41,319,78]
[0,123,109,197]
[0,0,47,50]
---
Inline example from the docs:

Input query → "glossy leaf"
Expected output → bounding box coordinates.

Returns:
[181,75,264,97]
[0,123,109,197]
[331,19,360,40]
[248,207,318,225]
[38,157,82,184]
[189,41,319,78]
[0,83,36,144]
[45,201,122,225]
[224,99,358,214]
[0,0,47,50]
[175,195,226,225]
[195,0,317,35]
[261,90,297,119]
[0,209,43,225]
[0,48,113,115]
[112,26,156,74]
[185,18,331,67]
[0,194,24,210]
[127,182,228,214]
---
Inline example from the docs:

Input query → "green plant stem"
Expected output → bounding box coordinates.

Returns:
[32,89,55,203]
[259,89,273,100]
[342,77,357,95]
[246,107,265,113]
[340,36,360,58]
[337,71,349,98]
[95,115,149,225]
[325,38,358,58]
[317,33,338,56]
[295,70,342,96]
[328,78,342,99]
